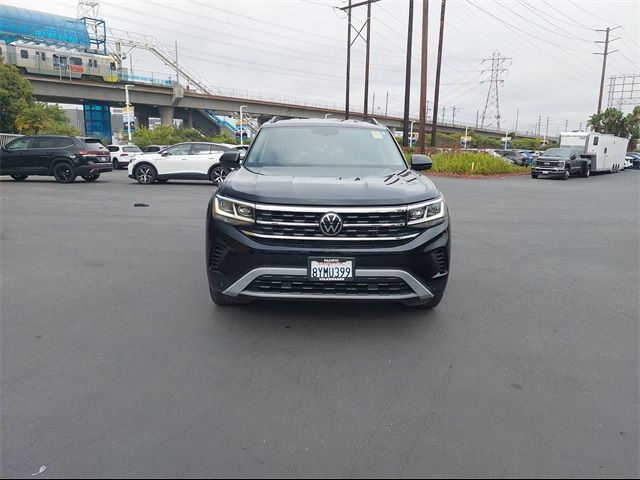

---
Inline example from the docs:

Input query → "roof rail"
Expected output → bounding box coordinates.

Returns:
[267,116,287,124]
[363,117,381,126]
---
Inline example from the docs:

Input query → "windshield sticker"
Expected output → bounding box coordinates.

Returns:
[371,131,383,139]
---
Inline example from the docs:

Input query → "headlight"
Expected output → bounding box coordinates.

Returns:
[213,194,255,224]
[407,196,447,228]
[532,161,538,166]
[558,161,565,168]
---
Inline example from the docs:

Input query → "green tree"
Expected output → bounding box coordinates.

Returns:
[588,105,640,150]
[0,58,34,133]
[588,107,627,136]
[133,125,238,148]
[15,102,76,135]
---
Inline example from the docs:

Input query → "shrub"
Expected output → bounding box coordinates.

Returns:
[429,151,529,175]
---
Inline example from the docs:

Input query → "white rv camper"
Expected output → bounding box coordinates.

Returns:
[559,132,629,173]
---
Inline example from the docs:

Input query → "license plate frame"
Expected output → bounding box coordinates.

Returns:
[308,257,355,282]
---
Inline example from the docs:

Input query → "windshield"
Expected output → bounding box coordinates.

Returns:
[543,148,571,157]
[243,126,407,177]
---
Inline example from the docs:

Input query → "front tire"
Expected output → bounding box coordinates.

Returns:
[209,165,230,186]
[134,164,157,184]
[53,162,77,183]
[82,173,100,182]
[531,173,538,179]
[10,174,28,181]
[562,168,570,180]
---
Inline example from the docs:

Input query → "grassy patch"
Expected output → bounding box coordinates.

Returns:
[429,151,529,175]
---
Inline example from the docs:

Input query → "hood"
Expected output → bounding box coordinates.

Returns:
[219,168,440,206]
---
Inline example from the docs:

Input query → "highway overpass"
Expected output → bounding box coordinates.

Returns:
[25,74,514,139]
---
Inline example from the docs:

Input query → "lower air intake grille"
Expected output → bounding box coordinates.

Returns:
[245,275,413,296]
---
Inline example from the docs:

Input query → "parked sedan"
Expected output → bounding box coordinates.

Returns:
[107,144,142,169]
[128,142,231,185]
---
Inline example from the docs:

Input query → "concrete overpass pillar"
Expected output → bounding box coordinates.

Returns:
[136,114,149,129]
[159,106,175,127]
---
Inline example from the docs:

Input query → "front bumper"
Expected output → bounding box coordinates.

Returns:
[206,209,450,305]
[532,167,564,177]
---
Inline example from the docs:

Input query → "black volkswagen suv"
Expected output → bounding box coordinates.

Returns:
[206,118,450,309]
[0,135,112,183]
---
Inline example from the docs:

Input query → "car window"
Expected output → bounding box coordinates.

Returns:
[107,146,119,152]
[191,144,212,155]
[31,137,60,148]
[164,144,191,156]
[4,138,31,150]
[83,139,104,147]
[210,145,226,152]
[123,146,142,153]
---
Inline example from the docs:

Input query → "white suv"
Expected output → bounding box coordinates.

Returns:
[107,145,143,170]
[128,142,231,185]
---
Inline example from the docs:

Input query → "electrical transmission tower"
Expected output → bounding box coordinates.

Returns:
[607,74,640,109]
[77,0,100,19]
[77,0,106,53]
[480,51,511,131]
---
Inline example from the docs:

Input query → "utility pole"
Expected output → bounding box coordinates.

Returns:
[594,26,621,113]
[417,0,429,154]
[579,121,583,131]
[364,0,372,117]
[514,107,519,135]
[441,106,446,124]
[543,116,550,145]
[430,0,446,146]
[341,0,381,119]
[402,0,414,146]
[385,91,389,116]
[537,115,542,137]
[451,106,457,125]
[475,109,479,128]
[565,119,568,132]
[345,0,352,119]
[372,92,375,115]
[402,0,413,147]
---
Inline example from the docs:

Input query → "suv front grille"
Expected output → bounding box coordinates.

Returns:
[244,205,420,245]
[245,275,413,296]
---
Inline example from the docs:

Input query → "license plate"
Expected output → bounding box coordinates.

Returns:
[308,258,354,281]
[543,171,549,174]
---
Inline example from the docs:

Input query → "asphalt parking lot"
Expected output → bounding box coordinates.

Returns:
[1,169,638,478]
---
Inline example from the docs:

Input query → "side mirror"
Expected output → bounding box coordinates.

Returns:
[570,155,576,160]
[161,151,169,156]
[411,154,432,171]
[220,151,241,169]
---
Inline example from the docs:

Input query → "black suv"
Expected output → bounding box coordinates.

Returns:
[0,135,112,183]
[206,118,450,309]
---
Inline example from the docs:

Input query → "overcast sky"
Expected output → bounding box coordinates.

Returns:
[3,0,639,135]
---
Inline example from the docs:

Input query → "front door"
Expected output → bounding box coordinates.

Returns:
[156,143,192,176]
[0,137,33,174]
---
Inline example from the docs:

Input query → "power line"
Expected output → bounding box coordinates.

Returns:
[493,0,593,44]
[540,0,598,30]
[464,0,593,54]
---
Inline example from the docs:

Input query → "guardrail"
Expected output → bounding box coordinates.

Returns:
[0,133,23,147]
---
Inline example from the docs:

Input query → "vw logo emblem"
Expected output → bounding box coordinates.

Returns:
[319,212,343,236]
